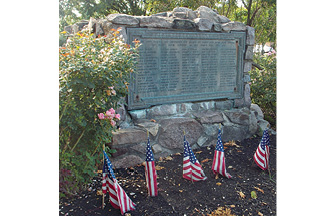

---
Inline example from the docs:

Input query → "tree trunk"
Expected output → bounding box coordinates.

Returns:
[246,0,253,26]
[226,0,231,17]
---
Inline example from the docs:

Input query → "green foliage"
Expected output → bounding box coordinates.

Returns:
[145,0,221,15]
[253,2,276,49]
[59,29,140,197]
[251,190,257,199]
[250,51,276,127]
[59,0,146,31]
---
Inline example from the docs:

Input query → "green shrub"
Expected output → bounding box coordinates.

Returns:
[59,29,140,197]
[250,51,276,127]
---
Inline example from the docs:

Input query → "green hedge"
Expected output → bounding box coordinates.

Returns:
[250,51,276,127]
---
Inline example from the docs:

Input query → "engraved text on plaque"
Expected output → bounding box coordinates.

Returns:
[126,28,246,110]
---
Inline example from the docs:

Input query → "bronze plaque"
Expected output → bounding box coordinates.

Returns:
[126,28,246,110]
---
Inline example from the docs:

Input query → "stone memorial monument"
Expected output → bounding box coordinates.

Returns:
[64,6,272,168]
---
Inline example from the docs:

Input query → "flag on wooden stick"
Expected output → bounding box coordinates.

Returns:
[212,129,232,178]
[102,151,136,214]
[183,135,207,181]
[145,135,158,196]
[253,129,270,170]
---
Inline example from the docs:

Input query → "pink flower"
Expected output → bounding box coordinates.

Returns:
[108,86,114,90]
[98,113,105,120]
[115,114,121,120]
[110,120,116,127]
[108,108,115,114]
[105,110,114,119]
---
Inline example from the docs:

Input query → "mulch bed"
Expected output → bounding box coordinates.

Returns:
[59,135,276,216]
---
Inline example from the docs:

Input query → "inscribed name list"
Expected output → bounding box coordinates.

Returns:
[127,28,246,110]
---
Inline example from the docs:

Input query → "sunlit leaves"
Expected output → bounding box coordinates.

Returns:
[59,30,140,196]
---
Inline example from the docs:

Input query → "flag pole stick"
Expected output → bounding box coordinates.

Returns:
[146,130,150,197]
[102,144,105,209]
[266,124,271,178]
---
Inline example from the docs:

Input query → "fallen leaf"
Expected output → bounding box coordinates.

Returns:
[96,190,103,196]
[230,205,235,208]
[251,191,257,199]
[228,166,233,169]
[258,212,263,216]
[216,182,222,186]
[237,175,243,179]
[201,158,212,163]
[97,170,102,174]
[207,207,235,216]
[237,191,245,199]
[150,119,156,123]
[155,165,165,170]
[179,190,183,193]
[215,173,219,180]
[195,151,203,154]
[224,140,241,148]
[165,156,173,161]
[254,187,264,193]
[175,152,181,156]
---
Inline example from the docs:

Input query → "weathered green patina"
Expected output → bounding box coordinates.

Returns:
[127,28,246,110]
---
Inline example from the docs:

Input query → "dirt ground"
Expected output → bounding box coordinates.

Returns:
[59,134,276,216]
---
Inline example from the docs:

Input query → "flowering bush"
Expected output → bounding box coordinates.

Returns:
[59,29,140,197]
[250,51,276,127]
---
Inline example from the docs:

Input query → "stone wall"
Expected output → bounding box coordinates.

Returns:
[64,6,272,168]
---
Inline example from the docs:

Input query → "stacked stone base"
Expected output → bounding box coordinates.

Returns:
[110,101,271,168]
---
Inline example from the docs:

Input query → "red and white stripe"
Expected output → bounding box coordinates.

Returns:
[212,150,232,178]
[145,161,158,196]
[254,144,270,170]
[108,178,119,209]
[183,156,207,181]
[114,179,136,215]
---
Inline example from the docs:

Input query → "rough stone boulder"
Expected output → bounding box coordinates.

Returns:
[196,6,230,24]
[172,7,197,20]
[222,124,249,142]
[138,16,174,28]
[221,21,246,31]
[135,121,160,137]
[111,128,147,146]
[224,109,250,125]
[173,19,196,29]
[193,110,224,124]
[107,13,139,26]
[112,155,143,169]
[250,103,264,120]
[194,18,213,31]
[158,118,203,149]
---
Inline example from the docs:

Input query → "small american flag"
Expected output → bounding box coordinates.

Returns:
[145,136,158,196]
[212,129,232,178]
[102,151,136,214]
[183,135,207,181]
[253,129,270,170]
